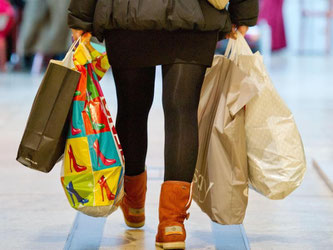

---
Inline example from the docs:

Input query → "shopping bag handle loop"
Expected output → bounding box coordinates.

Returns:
[224,36,236,58]
[62,36,81,63]
[224,31,253,62]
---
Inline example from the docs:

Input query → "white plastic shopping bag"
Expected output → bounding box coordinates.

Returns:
[227,33,306,200]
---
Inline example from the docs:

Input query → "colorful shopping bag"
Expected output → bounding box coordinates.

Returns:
[61,36,125,217]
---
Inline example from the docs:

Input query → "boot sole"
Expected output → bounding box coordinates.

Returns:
[155,241,185,249]
[120,205,145,228]
[124,217,145,228]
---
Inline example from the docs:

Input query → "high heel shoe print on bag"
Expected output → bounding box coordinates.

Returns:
[83,91,105,131]
[71,120,82,136]
[66,181,89,206]
[98,175,115,202]
[68,144,87,173]
[93,139,116,167]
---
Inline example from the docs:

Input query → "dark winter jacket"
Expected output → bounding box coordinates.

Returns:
[68,0,258,42]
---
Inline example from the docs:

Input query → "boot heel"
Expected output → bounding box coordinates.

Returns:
[155,181,192,249]
[123,217,145,228]
[120,171,147,228]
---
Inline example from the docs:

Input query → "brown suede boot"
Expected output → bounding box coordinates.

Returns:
[155,181,192,249]
[120,170,147,228]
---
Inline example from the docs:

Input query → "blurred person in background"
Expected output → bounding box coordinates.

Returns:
[6,0,25,71]
[17,0,71,72]
[69,0,258,249]
[0,0,14,72]
[258,0,287,51]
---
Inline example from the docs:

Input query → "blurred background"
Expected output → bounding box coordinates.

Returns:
[0,0,333,249]
[1,0,333,72]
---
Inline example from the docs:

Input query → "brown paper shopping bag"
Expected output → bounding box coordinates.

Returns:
[17,41,81,173]
[193,54,258,225]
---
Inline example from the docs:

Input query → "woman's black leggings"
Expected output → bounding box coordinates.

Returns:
[112,63,207,183]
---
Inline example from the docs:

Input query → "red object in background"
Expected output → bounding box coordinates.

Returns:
[0,0,15,37]
[0,0,15,71]
[258,0,287,51]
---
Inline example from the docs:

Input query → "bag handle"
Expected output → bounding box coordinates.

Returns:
[224,36,235,58]
[62,37,81,62]
[235,32,253,55]
[224,31,253,62]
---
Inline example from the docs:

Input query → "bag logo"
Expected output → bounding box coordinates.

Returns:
[25,157,37,165]
[193,169,214,203]
[243,187,248,197]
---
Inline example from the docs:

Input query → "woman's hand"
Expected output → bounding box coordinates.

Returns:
[237,26,249,36]
[226,25,249,40]
[71,29,85,41]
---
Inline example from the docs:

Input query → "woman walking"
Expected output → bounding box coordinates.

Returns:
[68,0,258,248]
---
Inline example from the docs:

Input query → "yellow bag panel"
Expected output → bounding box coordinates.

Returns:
[63,137,93,176]
[61,174,95,209]
[93,167,122,206]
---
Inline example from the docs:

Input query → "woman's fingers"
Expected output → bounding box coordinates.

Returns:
[237,26,249,36]
[226,25,249,39]
[226,24,237,40]
[71,29,84,41]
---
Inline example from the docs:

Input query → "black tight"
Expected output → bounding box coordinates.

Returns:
[112,64,207,183]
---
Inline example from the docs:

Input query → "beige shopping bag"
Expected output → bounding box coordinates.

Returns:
[227,33,306,200]
[193,55,259,225]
